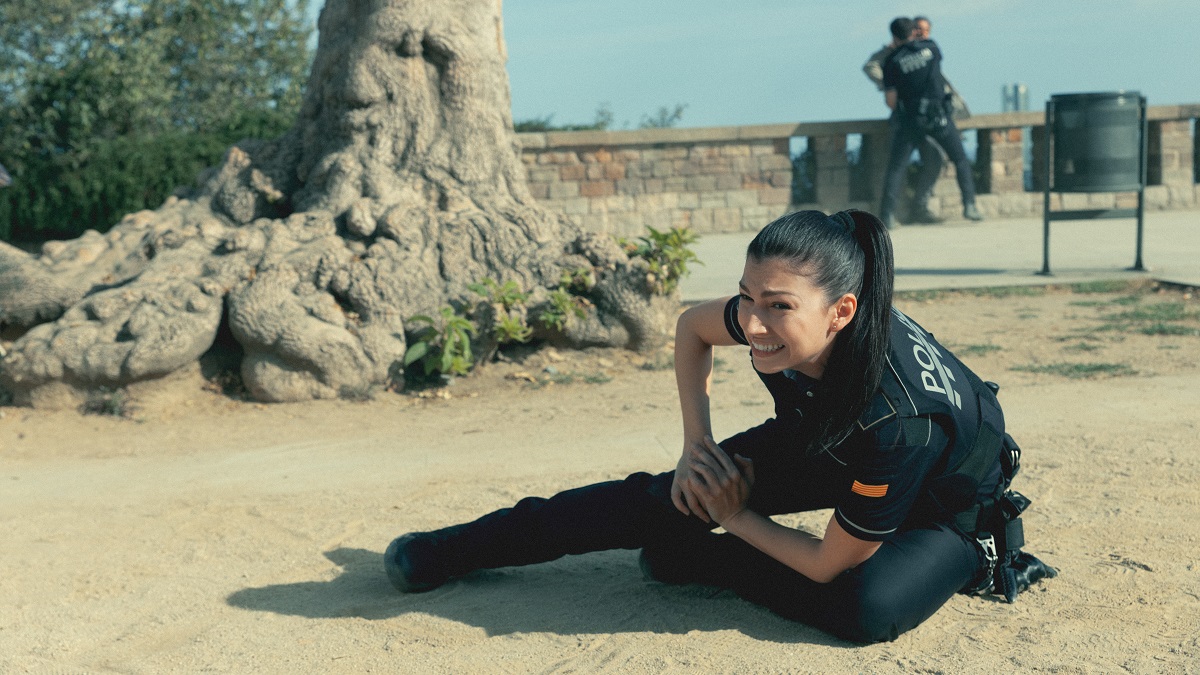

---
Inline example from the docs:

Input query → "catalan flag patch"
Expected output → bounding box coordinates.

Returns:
[851,480,888,498]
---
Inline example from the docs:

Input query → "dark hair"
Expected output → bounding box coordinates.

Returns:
[914,15,930,26]
[746,209,895,455]
[889,17,915,41]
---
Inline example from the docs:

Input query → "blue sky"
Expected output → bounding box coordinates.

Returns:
[307,1,1199,129]
[500,0,1200,129]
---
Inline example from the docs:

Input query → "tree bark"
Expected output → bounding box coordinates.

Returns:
[0,0,675,405]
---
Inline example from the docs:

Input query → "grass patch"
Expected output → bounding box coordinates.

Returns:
[896,289,950,302]
[1063,342,1102,352]
[1139,323,1200,336]
[1068,279,1142,294]
[1010,362,1136,379]
[958,344,1003,357]
[965,286,1047,299]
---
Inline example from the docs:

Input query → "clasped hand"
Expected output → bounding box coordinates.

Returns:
[670,435,755,525]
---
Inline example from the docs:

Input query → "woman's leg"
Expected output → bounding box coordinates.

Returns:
[386,471,713,591]
[726,522,983,642]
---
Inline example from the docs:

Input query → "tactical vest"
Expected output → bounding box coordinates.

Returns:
[753,309,1006,534]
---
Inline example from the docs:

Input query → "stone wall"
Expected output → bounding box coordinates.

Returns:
[517,104,1200,236]
[518,128,794,238]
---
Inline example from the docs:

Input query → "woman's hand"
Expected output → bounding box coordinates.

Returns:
[683,436,755,526]
[671,447,711,521]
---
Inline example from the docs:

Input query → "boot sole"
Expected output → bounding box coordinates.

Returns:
[384,534,444,593]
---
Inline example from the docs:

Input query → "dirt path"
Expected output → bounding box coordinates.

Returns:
[2,283,1198,673]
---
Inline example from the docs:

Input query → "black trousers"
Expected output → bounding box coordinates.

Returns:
[880,117,977,221]
[422,419,984,643]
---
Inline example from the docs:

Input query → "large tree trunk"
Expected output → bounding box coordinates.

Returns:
[0,0,675,406]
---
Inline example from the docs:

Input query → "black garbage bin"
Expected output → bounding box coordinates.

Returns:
[1050,92,1145,192]
[1040,91,1147,274]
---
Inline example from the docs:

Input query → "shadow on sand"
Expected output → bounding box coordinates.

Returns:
[226,547,850,647]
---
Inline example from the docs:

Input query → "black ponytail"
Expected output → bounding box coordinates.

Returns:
[746,209,895,455]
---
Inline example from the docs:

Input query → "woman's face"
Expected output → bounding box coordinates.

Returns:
[737,256,855,379]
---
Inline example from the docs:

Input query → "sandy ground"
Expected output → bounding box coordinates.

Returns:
[2,282,1199,673]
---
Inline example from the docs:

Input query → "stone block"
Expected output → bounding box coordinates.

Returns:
[559,164,586,181]
[726,190,759,208]
[644,178,665,194]
[604,163,627,180]
[757,155,793,171]
[750,143,777,156]
[616,150,641,162]
[689,146,720,159]
[548,182,580,199]
[1086,193,1116,208]
[653,161,675,178]
[1143,185,1169,209]
[586,164,605,180]
[720,144,752,157]
[560,197,591,215]
[527,183,550,200]
[713,207,742,231]
[664,176,688,192]
[662,147,689,160]
[716,174,742,190]
[758,187,792,205]
[671,209,693,229]
[1115,193,1139,209]
[699,191,726,208]
[580,181,615,198]
[686,175,718,191]
[699,157,733,173]
[1060,193,1090,209]
[678,192,700,208]
[530,167,559,182]
[615,179,644,196]
[768,171,792,188]
[675,160,700,177]
[599,194,635,212]
[691,208,715,231]
[626,162,653,179]
[594,149,612,163]
[740,205,776,227]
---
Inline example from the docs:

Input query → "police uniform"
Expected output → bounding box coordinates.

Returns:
[879,38,979,224]
[388,301,1022,643]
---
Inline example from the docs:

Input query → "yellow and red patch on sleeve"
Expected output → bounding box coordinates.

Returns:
[851,480,889,498]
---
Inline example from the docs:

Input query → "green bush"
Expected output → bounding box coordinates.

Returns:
[0,110,294,242]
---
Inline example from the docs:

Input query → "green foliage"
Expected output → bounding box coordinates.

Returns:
[79,386,134,417]
[468,278,529,312]
[0,0,312,241]
[558,267,595,294]
[514,104,614,132]
[620,225,701,295]
[539,289,589,331]
[469,278,534,345]
[404,307,477,380]
[638,104,687,129]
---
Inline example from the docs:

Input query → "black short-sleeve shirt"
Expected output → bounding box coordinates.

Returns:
[723,296,953,542]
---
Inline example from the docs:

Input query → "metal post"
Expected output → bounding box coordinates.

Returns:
[1039,100,1054,276]
[1130,95,1148,272]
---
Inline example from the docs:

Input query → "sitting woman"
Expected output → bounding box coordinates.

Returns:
[384,209,1054,643]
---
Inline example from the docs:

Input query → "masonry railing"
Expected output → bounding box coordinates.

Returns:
[516,103,1200,237]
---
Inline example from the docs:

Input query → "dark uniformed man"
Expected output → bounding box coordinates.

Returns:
[879,17,983,230]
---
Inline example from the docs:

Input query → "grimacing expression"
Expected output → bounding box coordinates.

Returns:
[736,257,853,380]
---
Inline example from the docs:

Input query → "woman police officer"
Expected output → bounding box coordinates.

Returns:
[384,209,1053,642]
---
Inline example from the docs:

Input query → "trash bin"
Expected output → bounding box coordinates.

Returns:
[1049,91,1145,192]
